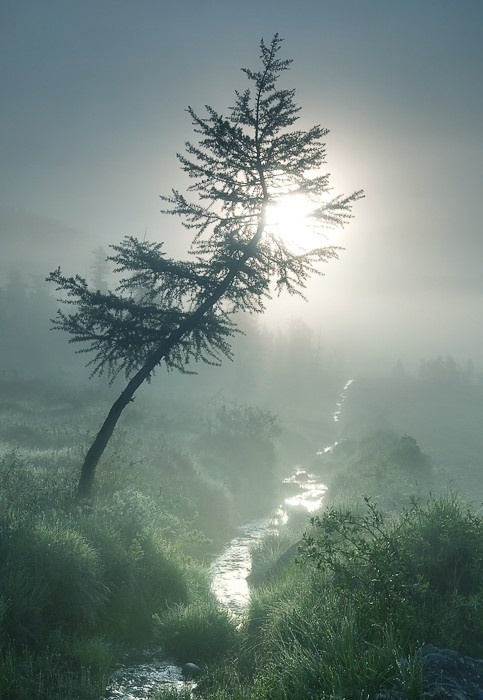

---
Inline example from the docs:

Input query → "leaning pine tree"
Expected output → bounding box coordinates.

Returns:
[48,35,363,499]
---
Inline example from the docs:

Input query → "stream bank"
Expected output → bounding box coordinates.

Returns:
[103,381,355,698]
[103,463,329,698]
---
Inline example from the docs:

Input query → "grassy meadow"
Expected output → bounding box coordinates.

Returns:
[1,372,482,699]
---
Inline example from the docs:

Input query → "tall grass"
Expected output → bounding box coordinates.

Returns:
[0,634,114,700]
[198,494,483,699]
[0,440,224,694]
[154,599,237,664]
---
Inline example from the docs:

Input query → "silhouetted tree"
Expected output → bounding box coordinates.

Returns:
[48,35,363,498]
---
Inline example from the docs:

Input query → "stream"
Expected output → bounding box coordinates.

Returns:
[104,380,354,699]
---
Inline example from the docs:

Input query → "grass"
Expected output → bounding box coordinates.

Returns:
[196,493,483,699]
[2,376,482,699]
[0,634,114,700]
[0,378,274,698]
[154,599,237,664]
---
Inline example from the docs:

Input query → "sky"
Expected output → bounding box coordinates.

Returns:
[1,0,483,373]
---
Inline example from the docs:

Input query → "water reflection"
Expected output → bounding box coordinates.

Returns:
[209,517,275,616]
[105,654,195,699]
[210,467,327,615]
[282,468,328,513]
[211,379,355,615]
[332,378,355,423]
[317,441,338,456]
[106,379,354,697]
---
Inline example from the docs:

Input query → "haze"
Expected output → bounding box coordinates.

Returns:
[1,0,482,374]
[2,5,483,695]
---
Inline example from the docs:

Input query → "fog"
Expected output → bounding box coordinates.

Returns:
[2,2,482,383]
[1,3,482,460]
[2,6,483,692]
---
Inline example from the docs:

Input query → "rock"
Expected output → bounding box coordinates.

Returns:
[376,644,483,700]
[182,662,202,678]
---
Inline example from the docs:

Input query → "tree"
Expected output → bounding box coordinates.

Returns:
[47,35,363,499]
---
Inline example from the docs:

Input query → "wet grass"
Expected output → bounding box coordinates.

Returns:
[189,494,483,699]
[0,376,268,698]
[0,386,211,695]
[0,634,114,700]
[154,599,237,664]
[3,376,483,698]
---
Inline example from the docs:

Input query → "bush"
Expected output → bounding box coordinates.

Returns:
[316,430,435,509]
[154,599,237,664]
[302,494,483,656]
[202,569,403,700]
[196,494,483,699]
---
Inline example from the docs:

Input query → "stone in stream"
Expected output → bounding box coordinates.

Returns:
[182,662,202,678]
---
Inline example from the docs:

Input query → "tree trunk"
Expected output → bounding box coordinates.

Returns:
[77,355,157,499]
[77,381,142,499]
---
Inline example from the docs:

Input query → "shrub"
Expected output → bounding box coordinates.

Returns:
[154,599,237,663]
[204,569,402,699]
[317,430,435,508]
[198,494,483,698]
[302,494,483,656]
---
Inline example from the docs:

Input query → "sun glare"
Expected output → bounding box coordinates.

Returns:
[265,193,333,253]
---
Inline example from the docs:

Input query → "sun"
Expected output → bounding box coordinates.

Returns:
[264,193,333,253]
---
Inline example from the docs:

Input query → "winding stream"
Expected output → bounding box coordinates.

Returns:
[104,380,354,698]
[209,468,328,618]
[104,469,327,698]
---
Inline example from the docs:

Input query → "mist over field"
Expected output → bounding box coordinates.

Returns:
[1,2,483,698]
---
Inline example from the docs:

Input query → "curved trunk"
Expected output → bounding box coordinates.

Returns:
[77,366,150,499]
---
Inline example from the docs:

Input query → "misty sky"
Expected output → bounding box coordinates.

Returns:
[1,0,483,372]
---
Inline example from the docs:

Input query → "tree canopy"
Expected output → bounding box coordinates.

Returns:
[48,34,363,498]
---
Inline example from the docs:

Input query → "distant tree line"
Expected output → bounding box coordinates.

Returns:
[392,356,480,387]
[419,356,477,386]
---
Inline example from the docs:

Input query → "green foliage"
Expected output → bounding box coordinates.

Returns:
[0,449,211,649]
[100,536,189,642]
[250,529,298,572]
[154,599,237,664]
[1,519,107,644]
[0,451,77,516]
[199,495,483,699]
[0,634,113,700]
[248,528,300,586]
[302,494,483,655]
[202,571,401,699]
